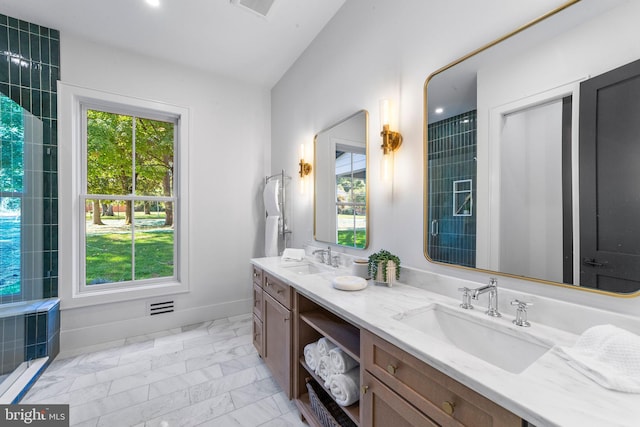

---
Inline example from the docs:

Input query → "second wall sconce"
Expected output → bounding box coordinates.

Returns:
[299,144,312,178]
[380,99,402,181]
[299,143,312,194]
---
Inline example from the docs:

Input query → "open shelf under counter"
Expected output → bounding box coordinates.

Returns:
[299,309,360,361]
[299,358,360,426]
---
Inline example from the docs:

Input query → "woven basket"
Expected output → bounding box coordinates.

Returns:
[305,378,356,427]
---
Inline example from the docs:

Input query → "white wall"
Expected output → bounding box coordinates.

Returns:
[58,35,270,351]
[271,0,640,316]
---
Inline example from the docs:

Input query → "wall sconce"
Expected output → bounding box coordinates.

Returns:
[299,144,312,178]
[298,144,312,194]
[380,99,402,181]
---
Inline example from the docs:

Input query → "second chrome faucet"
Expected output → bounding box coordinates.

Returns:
[459,278,501,317]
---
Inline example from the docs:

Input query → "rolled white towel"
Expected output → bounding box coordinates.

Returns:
[304,342,320,371]
[328,367,360,406]
[315,356,336,387]
[317,337,338,357]
[329,347,359,374]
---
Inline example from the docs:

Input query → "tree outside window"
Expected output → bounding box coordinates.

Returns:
[83,109,176,286]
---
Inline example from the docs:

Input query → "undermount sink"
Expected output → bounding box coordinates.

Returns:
[281,262,330,275]
[393,304,552,374]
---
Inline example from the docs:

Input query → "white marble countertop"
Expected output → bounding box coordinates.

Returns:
[251,256,640,427]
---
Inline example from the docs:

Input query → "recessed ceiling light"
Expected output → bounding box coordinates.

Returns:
[435,107,444,114]
[146,0,160,7]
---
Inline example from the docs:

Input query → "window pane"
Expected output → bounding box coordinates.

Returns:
[336,176,353,205]
[134,201,174,280]
[85,199,132,285]
[83,104,177,289]
[86,110,133,195]
[352,177,366,204]
[0,198,21,296]
[135,117,174,197]
[0,95,24,193]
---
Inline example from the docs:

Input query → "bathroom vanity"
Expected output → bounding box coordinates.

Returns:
[250,257,640,427]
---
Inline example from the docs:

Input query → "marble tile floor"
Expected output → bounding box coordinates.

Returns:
[21,313,306,427]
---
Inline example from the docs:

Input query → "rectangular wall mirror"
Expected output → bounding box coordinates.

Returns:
[424,0,640,296]
[315,110,368,249]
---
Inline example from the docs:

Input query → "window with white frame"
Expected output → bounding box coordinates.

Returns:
[82,106,177,287]
[59,83,189,302]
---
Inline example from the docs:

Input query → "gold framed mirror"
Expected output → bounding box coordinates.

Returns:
[424,0,640,296]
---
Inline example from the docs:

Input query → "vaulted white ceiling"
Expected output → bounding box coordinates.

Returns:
[0,0,346,88]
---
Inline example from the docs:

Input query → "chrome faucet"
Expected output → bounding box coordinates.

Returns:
[457,287,474,310]
[471,278,501,317]
[312,248,328,263]
[511,299,533,327]
[312,246,333,266]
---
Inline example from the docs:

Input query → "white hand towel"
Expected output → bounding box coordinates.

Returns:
[328,367,360,406]
[317,337,338,357]
[329,347,359,374]
[281,248,305,261]
[315,356,335,388]
[304,342,320,371]
[263,179,280,216]
[265,215,279,257]
[555,324,640,393]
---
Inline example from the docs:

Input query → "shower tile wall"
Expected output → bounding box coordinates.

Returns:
[428,111,477,268]
[0,315,24,376]
[0,14,59,299]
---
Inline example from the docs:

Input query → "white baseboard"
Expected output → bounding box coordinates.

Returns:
[59,298,252,357]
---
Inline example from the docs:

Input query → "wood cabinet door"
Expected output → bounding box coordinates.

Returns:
[361,370,439,427]
[264,292,292,398]
[253,283,264,319]
[253,314,263,357]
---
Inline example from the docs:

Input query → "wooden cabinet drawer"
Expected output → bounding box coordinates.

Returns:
[253,314,263,357]
[362,330,520,427]
[253,284,264,319]
[264,272,293,309]
[362,370,439,427]
[252,265,263,287]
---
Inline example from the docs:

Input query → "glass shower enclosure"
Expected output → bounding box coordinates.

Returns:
[0,93,46,397]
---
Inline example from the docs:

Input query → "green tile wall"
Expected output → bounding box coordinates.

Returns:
[0,14,59,298]
[427,111,477,268]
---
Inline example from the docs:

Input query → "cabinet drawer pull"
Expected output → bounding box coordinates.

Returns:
[361,385,369,394]
[276,289,283,294]
[442,401,456,416]
[253,272,258,277]
[386,364,397,375]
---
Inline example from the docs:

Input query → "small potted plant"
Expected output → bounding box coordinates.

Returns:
[368,249,401,287]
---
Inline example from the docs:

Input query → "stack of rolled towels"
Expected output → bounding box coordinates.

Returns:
[303,337,360,406]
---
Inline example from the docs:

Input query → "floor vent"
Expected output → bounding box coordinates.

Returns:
[148,300,175,316]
